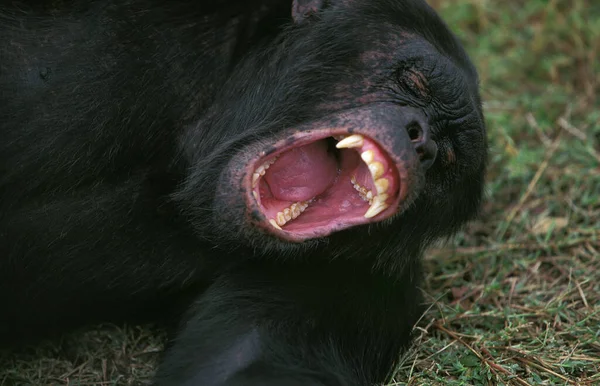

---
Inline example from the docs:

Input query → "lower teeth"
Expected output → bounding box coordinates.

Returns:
[273,201,310,227]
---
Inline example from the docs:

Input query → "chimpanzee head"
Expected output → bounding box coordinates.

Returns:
[177,0,487,265]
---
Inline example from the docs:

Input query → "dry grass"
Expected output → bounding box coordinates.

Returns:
[1,0,599,385]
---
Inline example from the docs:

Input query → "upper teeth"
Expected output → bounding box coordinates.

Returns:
[341,135,391,218]
[368,161,384,180]
[374,178,389,195]
[360,149,374,163]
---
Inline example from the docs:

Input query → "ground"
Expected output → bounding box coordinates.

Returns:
[1,0,599,385]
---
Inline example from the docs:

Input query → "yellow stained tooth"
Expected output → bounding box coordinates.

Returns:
[269,219,282,230]
[364,202,388,218]
[361,150,374,164]
[373,193,389,204]
[283,208,292,221]
[276,212,286,226]
[368,161,384,180]
[336,134,364,149]
[252,173,260,186]
[375,178,389,194]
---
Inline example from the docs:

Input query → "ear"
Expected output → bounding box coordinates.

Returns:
[292,0,326,24]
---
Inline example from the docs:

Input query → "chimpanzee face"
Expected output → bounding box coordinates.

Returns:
[179,0,487,258]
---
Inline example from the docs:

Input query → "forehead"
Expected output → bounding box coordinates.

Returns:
[356,26,434,67]
[332,0,478,80]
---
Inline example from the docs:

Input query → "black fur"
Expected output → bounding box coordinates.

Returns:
[0,0,487,385]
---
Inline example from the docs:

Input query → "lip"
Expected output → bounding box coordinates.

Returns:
[243,127,416,243]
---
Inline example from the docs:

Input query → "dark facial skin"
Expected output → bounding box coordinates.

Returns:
[0,0,486,385]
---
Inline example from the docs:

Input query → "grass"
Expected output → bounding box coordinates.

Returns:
[393,0,600,384]
[1,0,599,385]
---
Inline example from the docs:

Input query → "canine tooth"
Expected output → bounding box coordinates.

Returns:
[361,150,374,164]
[252,173,260,186]
[336,134,364,149]
[375,178,389,194]
[368,161,384,180]
[269,219,282,230]
[253,191,259,201]
[364,201,389,218]
[276,212,287,226]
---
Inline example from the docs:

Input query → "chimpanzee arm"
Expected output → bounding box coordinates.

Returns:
[153,261,422,386]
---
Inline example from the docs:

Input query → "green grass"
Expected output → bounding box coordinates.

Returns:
[393,0,600,384]
[1,0,598,385]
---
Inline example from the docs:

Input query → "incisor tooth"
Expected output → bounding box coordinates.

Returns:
[364,201,388,218]
[269,219,282,230]
[375,178,389,194]
[336,134,364,149]
[361,150,374,164]
[368,161,384,180]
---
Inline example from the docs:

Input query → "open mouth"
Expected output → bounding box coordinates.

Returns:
[246,132,406,240]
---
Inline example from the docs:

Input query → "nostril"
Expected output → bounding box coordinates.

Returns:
[407,122,423,142]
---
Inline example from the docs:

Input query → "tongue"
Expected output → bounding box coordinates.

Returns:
[264,140,338,202]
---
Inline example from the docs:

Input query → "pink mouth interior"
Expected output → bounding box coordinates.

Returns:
[250,135,401,238]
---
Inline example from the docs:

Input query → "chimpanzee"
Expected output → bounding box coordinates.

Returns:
[0,0,487,384]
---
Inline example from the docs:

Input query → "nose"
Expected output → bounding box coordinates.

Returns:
[407,122,438,170]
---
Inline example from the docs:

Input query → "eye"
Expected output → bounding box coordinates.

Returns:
[393,61,432,103]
